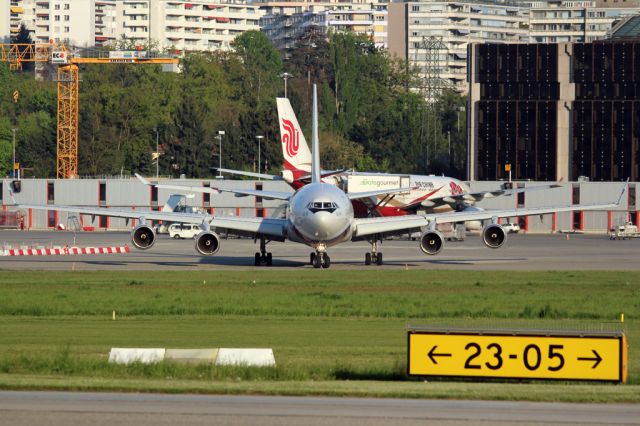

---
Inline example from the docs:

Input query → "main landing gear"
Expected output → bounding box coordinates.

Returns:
[254,236,273,266]
[364,240,383,266]
[310,251,331,269]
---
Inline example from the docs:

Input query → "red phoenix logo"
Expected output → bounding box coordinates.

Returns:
[449,181,464,195]
[281,118,299,157]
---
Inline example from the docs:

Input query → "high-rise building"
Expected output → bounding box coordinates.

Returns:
[468,40,640,182]
[388,1,530,94]
[261,2,387,52]
[1,0,263,52]
[528,0,640,43]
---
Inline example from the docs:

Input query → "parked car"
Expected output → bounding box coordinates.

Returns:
[168,223,202,239]
[502,222,520,233]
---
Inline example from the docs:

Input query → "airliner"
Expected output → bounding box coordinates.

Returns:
[217,97,562,218]
[13,85,624,268]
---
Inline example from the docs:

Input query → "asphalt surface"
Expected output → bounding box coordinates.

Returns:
[1,391,639,426]
[0,230,638,270]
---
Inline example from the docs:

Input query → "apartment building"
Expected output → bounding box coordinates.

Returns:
[528,0,640,43]
[261,2,387,51]
[2,0,96,46]
[1,0,262,52]
[388,1,530,93]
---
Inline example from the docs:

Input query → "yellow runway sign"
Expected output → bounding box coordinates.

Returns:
[408,330,627,382]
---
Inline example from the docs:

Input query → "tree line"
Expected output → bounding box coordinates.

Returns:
[0,31,466,179]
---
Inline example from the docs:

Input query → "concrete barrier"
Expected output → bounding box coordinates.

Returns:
[108,348,165,365]
[216,348,276,367]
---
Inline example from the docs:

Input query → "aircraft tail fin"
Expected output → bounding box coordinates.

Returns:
[311,84,321,184]
[276,97,312,177]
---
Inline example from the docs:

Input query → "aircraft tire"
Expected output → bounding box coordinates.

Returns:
[365,252,371,265]
[313,253,322,269]
[322,254,331,269]
[376,253,383,265]
[254,252,261,266]
[266,252,273,266]
[310,252,316,265]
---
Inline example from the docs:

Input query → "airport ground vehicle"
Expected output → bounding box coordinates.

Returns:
[609,222,639,239]
[502,223,521,234]
[168,223,201,239]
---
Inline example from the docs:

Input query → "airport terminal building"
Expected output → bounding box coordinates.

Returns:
[0,177,635,234]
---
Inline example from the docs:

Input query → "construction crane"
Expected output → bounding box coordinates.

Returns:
[0,43,179,178]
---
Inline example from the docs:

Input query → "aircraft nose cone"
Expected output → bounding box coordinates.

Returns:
[308,211,345,240]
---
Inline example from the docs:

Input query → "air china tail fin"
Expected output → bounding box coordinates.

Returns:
[276,97,312,178]
[310,84,321,184]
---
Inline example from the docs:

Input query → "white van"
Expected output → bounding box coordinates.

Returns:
[168,223,201,239]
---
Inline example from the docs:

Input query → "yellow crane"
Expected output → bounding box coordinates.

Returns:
[0,43,179,178]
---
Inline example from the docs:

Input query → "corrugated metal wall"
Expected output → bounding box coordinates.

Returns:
[1,178,634,232]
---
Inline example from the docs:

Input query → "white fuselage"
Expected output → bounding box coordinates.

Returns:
[286,182,354,251]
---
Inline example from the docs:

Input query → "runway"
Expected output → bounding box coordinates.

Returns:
[0,230,638,270]
[1,391,639,426]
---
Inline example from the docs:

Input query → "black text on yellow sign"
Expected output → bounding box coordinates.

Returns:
[408,332,627,382]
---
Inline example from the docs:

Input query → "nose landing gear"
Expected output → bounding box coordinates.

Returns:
[310,251,331,269]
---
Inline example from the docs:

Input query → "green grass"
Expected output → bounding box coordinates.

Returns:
[0,270,638,401]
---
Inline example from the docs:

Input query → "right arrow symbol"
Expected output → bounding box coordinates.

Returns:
[577,350,602,369]
[428,346,452,364]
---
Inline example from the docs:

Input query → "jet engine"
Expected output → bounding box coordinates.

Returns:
[195,231,221,256]
[131,224,156,250]
[482,224,506,249]
[419,230,444,255]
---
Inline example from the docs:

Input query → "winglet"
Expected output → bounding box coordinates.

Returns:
[616,178,629,206]
[8,186,16,205]
[135,173,153,187]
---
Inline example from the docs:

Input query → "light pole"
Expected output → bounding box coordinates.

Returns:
[11,128,16,179]
[256,135,264,179]
[216,130,225,179]
[280,72,292,97]
[154,127,159,178]
[457,105,466,133]
[447,130,451,171]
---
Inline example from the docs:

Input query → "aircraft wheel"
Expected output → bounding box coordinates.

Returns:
[322,254,331,269]
[310,252,316,265]
[313,253,322,269]
[266,252,273,266]
[376,252,383,266]
[254,252,261,266]
[365,252,371,265]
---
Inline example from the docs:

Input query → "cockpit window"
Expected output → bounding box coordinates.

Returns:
[308,201,337,213]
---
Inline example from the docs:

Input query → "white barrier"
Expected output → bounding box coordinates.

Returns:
[108,348,165,365]
[108,348,276,366]
[216,348,276,367]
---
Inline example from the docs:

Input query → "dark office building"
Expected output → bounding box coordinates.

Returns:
[468,40,640,182]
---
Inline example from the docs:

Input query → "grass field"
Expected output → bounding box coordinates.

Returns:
[0,270,638,402]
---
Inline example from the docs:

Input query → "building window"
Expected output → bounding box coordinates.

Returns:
[54,15,60,21]
[203,183,210,206]
[99,182,107,206]
[48,210,57,228]
[629,185,636,210]
[572,184,580,205]
[64,26,69,32]
[151,185,158,205]
[99,215,108,228]
[64,15,69,21]
[47,182,54,204]
[64,3,69,10]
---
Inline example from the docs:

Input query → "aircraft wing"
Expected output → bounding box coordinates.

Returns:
[354,199,621,239]
[15,202,287,239]
[212,168,283,181]
[419,182,563,209]
[135,174,292,200]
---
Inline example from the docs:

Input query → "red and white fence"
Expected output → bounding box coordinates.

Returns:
[1,246,130,256]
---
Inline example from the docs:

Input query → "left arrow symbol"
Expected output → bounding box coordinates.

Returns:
[577,350,602,369]
[428,346,452,364]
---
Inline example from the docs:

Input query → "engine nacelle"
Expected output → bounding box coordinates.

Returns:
[419,230,444,255]
[195,231,221,256]
[131,225,156,250]
[482,224,507,249]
